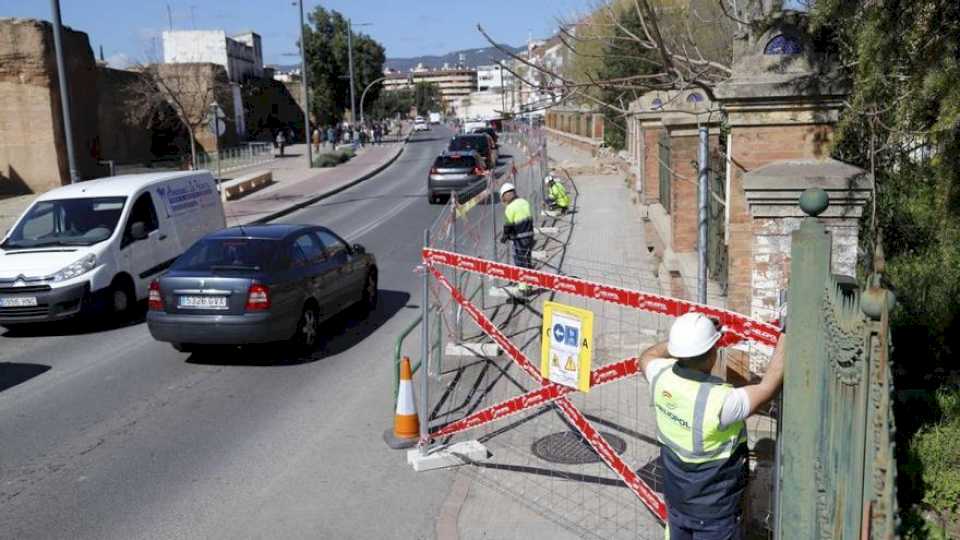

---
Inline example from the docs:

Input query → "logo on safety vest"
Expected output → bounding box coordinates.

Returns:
[661,390,677,409]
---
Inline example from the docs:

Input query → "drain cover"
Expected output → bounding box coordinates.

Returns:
[531,431,627,465]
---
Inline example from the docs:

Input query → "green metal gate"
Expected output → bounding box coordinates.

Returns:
[777,189,898,539]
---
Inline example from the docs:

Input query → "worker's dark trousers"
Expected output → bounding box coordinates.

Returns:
[512,238,534,269]
[667,507,742,540]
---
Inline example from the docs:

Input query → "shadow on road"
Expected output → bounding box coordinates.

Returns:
[407,136,447,144]
[185,289,411,366]
[0,362,51,393]
[1,305,147,338]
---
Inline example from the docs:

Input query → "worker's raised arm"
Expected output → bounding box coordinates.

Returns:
[640,341,670,378]
[742,333,786,416]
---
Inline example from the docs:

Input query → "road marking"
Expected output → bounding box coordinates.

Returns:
[344,193,423,241]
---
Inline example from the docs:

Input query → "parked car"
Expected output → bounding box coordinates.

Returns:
[0,171,225,326]
[146,224,378,354]
[413,116,430,132]
[428,151,487,204]
[470,126,499,145]
[448,134,497,170]
[428,112,442,124]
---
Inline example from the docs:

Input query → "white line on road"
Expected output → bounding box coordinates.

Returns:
[343,193,424,242]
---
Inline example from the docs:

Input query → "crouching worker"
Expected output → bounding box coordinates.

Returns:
[543,173,570,217]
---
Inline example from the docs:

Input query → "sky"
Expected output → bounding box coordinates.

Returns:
[0,0,593,67]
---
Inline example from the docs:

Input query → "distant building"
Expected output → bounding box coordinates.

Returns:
[382,68,478,108]
[162,30,263,83]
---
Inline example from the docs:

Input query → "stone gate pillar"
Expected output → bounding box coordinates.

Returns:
[713,11,873,379]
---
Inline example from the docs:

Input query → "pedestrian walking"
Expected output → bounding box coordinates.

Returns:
[374,123,383,145]
[312,128,321,153]
[543,172,571,216]
[498,182,535,295]
[327,126,336,150]
[639,314,786,540]
[275,130,287,157]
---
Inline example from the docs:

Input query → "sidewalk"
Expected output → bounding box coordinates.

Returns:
[0,127,410,234]
[440,142,668,540]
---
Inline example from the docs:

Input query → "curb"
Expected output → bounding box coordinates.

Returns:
[247,130,413,225]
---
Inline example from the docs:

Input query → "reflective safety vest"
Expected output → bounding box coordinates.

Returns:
[547,181,570,209]
[503,198,534,241]
[651,361,749,519]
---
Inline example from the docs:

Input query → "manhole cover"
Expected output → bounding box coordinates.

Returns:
[531,431,627,465]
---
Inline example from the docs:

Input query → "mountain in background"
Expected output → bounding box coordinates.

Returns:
[384,44,525,71]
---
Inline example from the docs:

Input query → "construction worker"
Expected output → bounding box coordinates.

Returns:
[639,313,785,539]
[543,173,570,217]
[498,182,534,293]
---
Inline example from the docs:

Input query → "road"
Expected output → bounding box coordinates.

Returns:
[0,126,463,539]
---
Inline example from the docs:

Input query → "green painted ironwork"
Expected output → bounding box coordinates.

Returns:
[776,188,899,539]
[658,131,672,212]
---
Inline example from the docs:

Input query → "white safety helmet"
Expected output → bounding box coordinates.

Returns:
[499,182,516,198]
[544,174,555,185]
[667,313,722,358]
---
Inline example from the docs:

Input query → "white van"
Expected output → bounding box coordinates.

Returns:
[0,171,225,325]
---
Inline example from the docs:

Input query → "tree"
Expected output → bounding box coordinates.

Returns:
[808,1,960,531]
[302,7,386,125]
[413,82,442,114]
[369,87,415,119]
[128,62,231,168]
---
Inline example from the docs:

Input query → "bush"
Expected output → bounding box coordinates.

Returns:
[901,386,960,537]
[313,149,354,168]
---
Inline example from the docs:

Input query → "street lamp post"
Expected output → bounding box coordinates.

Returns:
[358,75,387,127]
[347,18,357,146]
[50,0,79,183]
[296,0,312,167]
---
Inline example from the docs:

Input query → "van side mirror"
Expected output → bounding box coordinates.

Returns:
[352,243,365,255]
[130,222,148,241]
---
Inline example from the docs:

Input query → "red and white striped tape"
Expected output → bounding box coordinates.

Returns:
[423,248,781,348]
[427,265,668,521]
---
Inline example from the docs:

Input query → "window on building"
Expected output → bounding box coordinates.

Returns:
[764,34,803,55]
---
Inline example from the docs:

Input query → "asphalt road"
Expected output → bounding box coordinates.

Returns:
[0,126,465,539]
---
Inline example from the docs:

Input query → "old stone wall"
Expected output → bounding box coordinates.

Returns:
[0,18,100,194]
[155,62,237,154]
[727,123,836,315]
[641,127,662,204]
[96,66,153,165]
[243,79,306,143]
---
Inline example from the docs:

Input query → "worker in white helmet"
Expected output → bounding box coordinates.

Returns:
[498,182,534,293]
[543,172,571,217]
[639,313,785,539]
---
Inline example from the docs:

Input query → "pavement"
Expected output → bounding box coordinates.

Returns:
[0,125,463,539]
[427,140,669,540]
[0,127,410,235]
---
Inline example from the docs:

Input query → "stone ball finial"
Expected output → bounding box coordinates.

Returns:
[799,188,829,217]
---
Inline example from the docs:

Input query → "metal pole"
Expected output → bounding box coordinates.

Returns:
[50,0,79,184]
[298,0,312,167]
[419,229,431,454]
[216,119,222,181]
[359,76,387,128]
[697,126,709,305]
[347,19,357,144]
[452,194,463,342]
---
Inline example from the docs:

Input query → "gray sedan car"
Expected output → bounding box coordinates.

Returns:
[147,224,377,353]
[428,151,487,204]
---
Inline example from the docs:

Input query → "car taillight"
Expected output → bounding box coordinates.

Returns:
[148,280,164,311]
[430,167,439,174]
[245,283,271,311]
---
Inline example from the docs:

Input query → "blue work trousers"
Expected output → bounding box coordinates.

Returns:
[666,507,742,540]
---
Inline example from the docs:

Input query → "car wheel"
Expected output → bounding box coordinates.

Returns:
[360,270,378,315]
[109,279,136,320]
[290,304,319,353]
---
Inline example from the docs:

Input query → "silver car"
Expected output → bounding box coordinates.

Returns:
[147,224,377,354]
[428,151,487,204]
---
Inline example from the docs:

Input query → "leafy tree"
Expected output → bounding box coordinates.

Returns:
[302,7,385,125]
[368,87,415,120]
[413,82,442,114]
[810,0,960,532]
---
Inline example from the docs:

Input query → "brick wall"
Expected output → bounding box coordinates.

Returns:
[726,123,836,316]
[641,127,662,204]
[670,135,699,252]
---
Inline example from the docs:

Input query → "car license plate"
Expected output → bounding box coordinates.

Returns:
[178,295,228,310]
[0,296,38,307]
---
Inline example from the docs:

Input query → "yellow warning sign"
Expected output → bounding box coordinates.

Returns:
[540,301,594,392]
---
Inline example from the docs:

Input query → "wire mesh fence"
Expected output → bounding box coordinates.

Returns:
[403,122,781,539]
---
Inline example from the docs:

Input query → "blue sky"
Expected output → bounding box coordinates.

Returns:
[0,0,592,67]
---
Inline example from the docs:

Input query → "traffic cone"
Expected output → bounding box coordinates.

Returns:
[383,356,420,449]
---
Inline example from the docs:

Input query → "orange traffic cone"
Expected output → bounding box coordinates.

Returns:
[383,356,420,449]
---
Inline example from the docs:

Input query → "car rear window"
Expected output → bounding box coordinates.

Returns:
[172,238,280,272]
[435,155,478,168]
[449,136,488,153]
